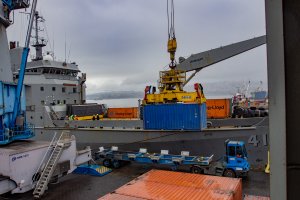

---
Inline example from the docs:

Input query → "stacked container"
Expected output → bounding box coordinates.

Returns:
[206,99,232,119]
[107,107,138,119]
[143,103,207,130]
[99,169,242,200]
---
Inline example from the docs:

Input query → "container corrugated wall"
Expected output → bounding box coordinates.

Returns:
[244,195,270,200]
[143,103,207,130]
[107,107,138,119]
[206,99,232,119]
[99,169,242,200]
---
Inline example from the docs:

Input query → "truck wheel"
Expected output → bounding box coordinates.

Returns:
[190,166,204,174]
[103,159,112,168]
[112,160,121,169]
[223,169,236,178]
[207,121,213,128]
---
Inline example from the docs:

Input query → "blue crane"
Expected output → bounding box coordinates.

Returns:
[0,0,37,145]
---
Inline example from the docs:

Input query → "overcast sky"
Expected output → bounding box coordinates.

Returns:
[7,0,267,95]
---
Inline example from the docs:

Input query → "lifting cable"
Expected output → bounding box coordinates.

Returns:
[167,0,175,40]
[167,0,177,68]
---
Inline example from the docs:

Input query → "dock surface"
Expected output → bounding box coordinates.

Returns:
[0,163,270,200]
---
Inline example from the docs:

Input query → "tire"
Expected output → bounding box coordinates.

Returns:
[112,160,121,169]
[190,166,204,174]
[103,159,112,168]
[223,169,236,178]
[207,121,213,128]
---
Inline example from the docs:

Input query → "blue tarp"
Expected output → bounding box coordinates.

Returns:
[73,164,112,177]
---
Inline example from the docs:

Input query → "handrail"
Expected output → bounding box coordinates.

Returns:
[33,131,58,182]
[40,131,69,174]
[33,131,68,197]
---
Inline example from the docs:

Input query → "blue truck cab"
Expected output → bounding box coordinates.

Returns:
[224,140,250,177]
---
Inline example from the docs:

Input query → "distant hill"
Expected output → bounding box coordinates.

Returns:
[87,81,267,100]
[87,91,144,100]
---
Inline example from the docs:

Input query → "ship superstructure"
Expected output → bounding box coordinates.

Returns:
[0,1,92,197]
[10,11,86,126]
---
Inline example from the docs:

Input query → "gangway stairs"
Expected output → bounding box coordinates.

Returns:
[49,106,59,120]
[33,131,71,199]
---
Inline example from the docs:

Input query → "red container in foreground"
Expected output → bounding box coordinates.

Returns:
[244,195,270,200]
[99,169,242,200]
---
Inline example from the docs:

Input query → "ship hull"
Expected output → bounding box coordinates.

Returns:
[34,117,269,170]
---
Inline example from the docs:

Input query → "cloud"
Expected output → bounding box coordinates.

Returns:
[7,0,266,95]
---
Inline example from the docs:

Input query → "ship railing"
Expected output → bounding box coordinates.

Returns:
[33,131,58,183]
[0,123,35,145]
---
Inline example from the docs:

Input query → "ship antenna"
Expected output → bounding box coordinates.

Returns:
[64,32,67,63]
[52,32,55,60]
[67,42,72,63]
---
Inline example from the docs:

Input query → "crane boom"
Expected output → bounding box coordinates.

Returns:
[176,36,266,73]
[11,0,37,127]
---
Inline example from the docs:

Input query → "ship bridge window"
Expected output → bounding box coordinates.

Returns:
[42,68,50,74]
[62,87,66,93]
[63,100,66,104]
[52,87,56,91]
[73,88,77,93]
[57,100,60,104]
[40,86,44,91]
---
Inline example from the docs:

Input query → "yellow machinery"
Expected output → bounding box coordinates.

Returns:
[143,70,206,104]
[69,114,103,121]
[143,0,205,105]
[265,150,270,174]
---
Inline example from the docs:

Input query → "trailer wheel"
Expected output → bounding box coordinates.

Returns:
[103,159,112,168]
[223,169,236,178]
[112,160,121,169]
[191,166,204,174]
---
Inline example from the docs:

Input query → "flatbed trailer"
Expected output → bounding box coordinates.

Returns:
[95,140,250,178]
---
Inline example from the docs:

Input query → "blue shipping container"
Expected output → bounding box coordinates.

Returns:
[143,103,207,130]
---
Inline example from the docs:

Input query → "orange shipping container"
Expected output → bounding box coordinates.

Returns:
[107,107,138,119]
[206,98,232,119]
[99,169,242,200]
[244,195,270,200]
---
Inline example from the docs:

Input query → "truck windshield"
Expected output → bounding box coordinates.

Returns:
[243,145,247,157]
[236,145,243,157]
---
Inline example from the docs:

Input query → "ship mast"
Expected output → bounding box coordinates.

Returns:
[31,11,46,61]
